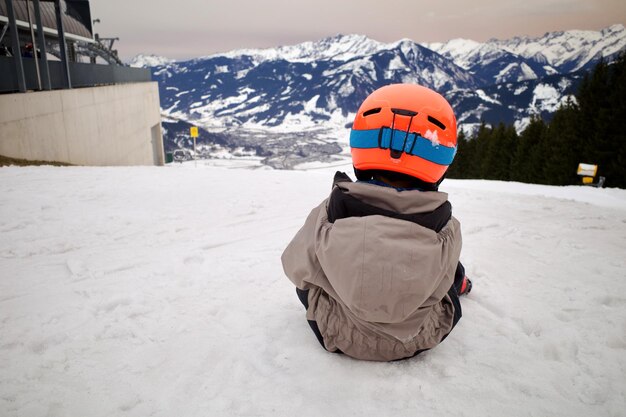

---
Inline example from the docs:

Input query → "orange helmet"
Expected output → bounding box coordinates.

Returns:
[350,84,457,184]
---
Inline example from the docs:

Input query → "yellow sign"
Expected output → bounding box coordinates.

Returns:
[190,126,199,138]
[577,163,597,177]
[582,177,594,184]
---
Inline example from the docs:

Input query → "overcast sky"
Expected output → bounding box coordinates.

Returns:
[90,0,626,61]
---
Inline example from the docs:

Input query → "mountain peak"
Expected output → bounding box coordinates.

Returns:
[209,33,386,64]
[129,54,174,68]
[323,33,370,42]
[603,23,625,35]
[306,33,385,59]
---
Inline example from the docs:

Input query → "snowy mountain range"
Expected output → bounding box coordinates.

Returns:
[135,25,626,161]
[424,24,626,78]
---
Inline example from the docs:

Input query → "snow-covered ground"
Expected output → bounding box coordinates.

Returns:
[1,164,625,417]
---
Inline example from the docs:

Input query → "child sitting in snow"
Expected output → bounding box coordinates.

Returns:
[281,84,471,361]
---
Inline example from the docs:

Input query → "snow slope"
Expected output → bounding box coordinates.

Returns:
[1,164,625,417]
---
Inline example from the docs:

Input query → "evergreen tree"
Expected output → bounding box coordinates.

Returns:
[451,53,626,188]
[602,53,626,188]
[504,124,519,180]
[463,128,480,179]
[480,124,499,180]
[608,53,626,188]
[474,122,493,178]
[575,53,626,188]
[511,117,548,183]
[482,123,517,181]
[577,59,611,181]
[447,130,469,179]
[542,99,581,185]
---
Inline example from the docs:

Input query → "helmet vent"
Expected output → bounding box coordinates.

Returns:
[363,108,381,117]
[428,115,446,130]
[391,108,418,117]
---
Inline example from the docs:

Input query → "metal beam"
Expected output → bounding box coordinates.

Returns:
[26,0,42,90]
[6,0,27,92]
[0,22,8,44]
[33,0,51,90]
[54,0,71,88]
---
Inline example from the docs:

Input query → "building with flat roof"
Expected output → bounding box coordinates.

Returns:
[0,0,164,166]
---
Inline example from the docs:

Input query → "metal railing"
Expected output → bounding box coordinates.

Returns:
[0,55,151,92]
[1,0,149,93]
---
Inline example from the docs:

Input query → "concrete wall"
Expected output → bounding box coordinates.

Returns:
[0,82,164,166]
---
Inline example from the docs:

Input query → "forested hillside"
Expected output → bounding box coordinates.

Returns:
[448,54,626,188]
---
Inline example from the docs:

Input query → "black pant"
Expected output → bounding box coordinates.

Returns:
[449,262,466,329]
[296,288,337,352]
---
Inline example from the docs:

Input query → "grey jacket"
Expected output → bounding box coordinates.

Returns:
[281,177,462,361]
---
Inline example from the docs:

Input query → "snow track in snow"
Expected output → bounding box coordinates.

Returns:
[1,165,625,417]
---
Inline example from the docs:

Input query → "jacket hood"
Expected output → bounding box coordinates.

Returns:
[315,181,459,327]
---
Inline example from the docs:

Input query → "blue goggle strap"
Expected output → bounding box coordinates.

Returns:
[350,127,456,166]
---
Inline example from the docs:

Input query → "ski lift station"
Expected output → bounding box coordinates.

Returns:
[0,0,164,166]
